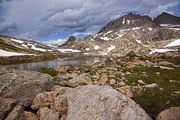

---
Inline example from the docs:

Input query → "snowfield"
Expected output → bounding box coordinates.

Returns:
[0,49,31,57]
[31,44,47,52]
[104,31,112,36]
[150,49,175,55]
[85,48,90,51]
[11,38,51,52]
[107,45,116,52]
[94,45,100,50]
[136,39,142,44]
[58,49,81,53]
[165,39,180,47]
[11,38,24,44]
[100,37,110,41]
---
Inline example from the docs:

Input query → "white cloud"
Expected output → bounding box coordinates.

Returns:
[72,32,92,37]
[43,38,67,47]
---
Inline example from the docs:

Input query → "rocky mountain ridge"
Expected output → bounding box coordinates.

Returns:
[59,12,180,57]
[99,13,159,33]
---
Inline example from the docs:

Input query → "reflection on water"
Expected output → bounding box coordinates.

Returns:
[7,56,106,71]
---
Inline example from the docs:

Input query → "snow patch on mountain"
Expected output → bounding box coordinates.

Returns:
[150,49,175,55]
[122,18,125,24]
[132,27,141,30]
[0,49,31,57]
[100,37,110,41]
[94,45,100,50]
[31,45,47,52]
[165,39,180,47]
[104,31,112,36]
[11,38,24,44]
[148,28,152,31]
[127,20,130,24]
[160,24,180,27]
[58,49,81,53]
[85,48,90,51]
[136,39,142,44]
[107,45,115,52]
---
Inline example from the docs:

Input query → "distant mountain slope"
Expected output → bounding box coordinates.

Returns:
[0,35,58,56]
[154,12,180,25]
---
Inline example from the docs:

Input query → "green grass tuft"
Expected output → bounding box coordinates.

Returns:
[38,67,58,77]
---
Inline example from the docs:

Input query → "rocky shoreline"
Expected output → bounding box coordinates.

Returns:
[0,55,180,120]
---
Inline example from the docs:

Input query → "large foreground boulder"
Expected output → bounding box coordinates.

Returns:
[65,85,152,120]
[0,69,54,108]
[156,106,180,120]
[32,85,152,120]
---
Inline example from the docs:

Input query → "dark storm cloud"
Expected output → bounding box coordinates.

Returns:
[0,0,179,39]
[0,0,12,3]
[0,22,17,33]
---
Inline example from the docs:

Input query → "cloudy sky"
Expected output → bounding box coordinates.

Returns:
[0,0,180,43]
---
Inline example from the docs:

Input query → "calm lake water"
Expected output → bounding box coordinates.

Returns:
[6,56,106,71]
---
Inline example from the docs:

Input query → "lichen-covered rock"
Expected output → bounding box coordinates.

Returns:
[31,91,59,110]
[0,98,17,120]
[156,106,180,120]
[64,85,152,120]
[56,73,92,87]
[116,86,133,97]
[4,106,24,120]
[24,112,38,120]
[38,107,60,120]
[97,73,108,85]
[0,70,54,108]
[31,86,71,110]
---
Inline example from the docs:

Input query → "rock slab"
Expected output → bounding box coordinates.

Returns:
[0,69,54,108]
[65,85,152,120]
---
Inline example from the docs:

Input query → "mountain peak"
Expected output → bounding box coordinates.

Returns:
[58,36,76,48]
[154,12,180,25]
[99,13,157,33]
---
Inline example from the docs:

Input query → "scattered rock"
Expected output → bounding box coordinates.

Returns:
[0,98,17,120]
[126,71,131,75]
[172,91,180,95]
[57,65,74,74]
[155,72,160,75]
[24,112,38,120]
[67,74,92,87]
[104,57,116,67]
[31,91,59,110]
[109,79,116,85]
[158,61,173,66]
[32,86,71,110]
[4,106,24,120]
[56,73,92,87]
[159,88,164,91]
[138,80,146,85]
[159,66,174,70]
[156,106,180,120]
[54,96,68,120]
[0,70,54,108]
[169,80,176,83]
[97,73,108,85]
[116,86,133,97]
[118,81,126,87]
[38,107,60,120]
[144,83,158,88]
